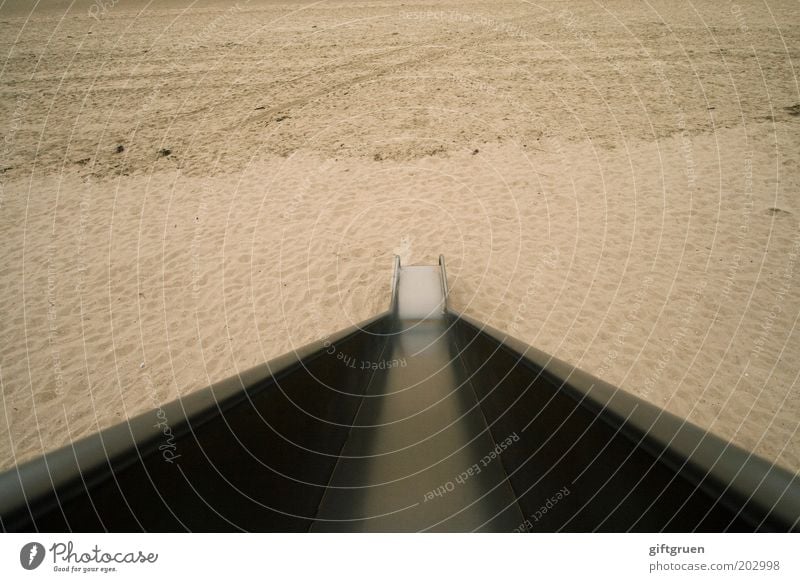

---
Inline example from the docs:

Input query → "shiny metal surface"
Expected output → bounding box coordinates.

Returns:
[395,265,446,320]
[1,255,798,532]
[311,318,522,531]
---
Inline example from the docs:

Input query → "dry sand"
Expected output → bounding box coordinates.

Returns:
[1,0,799,472]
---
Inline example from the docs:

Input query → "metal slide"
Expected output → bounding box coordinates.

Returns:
[1,257,799,532]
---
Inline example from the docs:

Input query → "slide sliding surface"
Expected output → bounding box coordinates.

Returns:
[311,318,523,531]
[1,257,798,531]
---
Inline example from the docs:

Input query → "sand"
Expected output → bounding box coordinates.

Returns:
[1,0,799,473]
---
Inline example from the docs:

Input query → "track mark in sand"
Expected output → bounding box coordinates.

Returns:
[765,207,792,217]
[231,27,513,130]
[231,44,454,130]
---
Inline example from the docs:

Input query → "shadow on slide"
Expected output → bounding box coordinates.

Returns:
[1,256,798,532]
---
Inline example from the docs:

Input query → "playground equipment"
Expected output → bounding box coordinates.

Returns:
[1,256,798,531]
